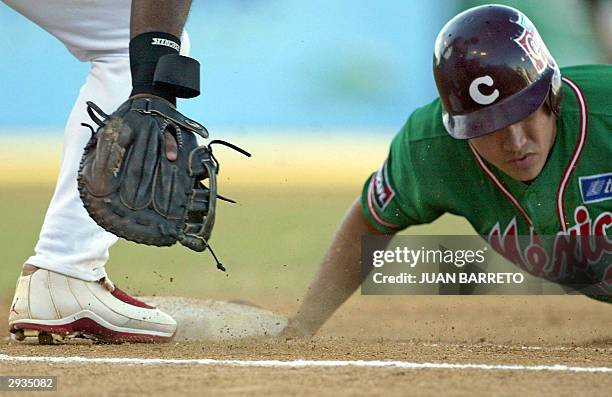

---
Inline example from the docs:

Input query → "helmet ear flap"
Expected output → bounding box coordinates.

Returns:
[547,67,563,116]
[546,92,561,116]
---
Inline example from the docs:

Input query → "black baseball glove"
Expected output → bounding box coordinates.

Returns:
[77,97,249,270]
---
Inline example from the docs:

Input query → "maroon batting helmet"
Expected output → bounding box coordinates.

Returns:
[433,4,562,139]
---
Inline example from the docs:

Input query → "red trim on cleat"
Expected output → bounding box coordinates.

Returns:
[110,287,155,309]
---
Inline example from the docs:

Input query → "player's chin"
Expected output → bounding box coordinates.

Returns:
[504,160,544,182]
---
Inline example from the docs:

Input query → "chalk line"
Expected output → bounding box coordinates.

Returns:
[0,354,610,373]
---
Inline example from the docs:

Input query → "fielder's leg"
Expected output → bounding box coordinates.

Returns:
[4,0,177,343]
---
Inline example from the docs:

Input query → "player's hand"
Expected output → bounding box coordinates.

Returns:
[78,93,225,254]
[279,318,313,339]
[129,93,178,162]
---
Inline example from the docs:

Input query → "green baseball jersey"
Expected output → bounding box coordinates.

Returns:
[362,64,612,294]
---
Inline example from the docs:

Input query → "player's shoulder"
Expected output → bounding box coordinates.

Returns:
[400,98,447,142]
[391,97,469,170]
[560,64,611,116]
[560,64,611,84]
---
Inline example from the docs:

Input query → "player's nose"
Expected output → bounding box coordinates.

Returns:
[501,123,528,153]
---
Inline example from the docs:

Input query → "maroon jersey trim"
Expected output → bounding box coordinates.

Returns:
[468,143,535,229]
[468,77,588,234]
[556,77,588,232]
[367,177,401,229]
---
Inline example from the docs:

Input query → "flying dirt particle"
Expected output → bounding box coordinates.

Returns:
[170,277,174,282]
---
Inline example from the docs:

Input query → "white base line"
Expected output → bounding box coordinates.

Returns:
[420,343,612,352]
[0,354,611,373]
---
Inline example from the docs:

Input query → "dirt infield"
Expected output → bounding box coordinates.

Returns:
[1,295,611,396]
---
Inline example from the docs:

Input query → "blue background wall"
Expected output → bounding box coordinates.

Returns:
[0,0,604,131]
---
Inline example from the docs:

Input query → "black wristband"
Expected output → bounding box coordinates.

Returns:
[129,32,181,104]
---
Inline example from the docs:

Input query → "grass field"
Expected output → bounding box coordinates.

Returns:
[1,134,611,396]
[0,133,474,301]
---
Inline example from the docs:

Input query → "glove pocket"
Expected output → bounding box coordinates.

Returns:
[152,157,192,220]
[118,127,163,209]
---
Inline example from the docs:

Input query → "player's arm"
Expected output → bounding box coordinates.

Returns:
[286,198,395,336]
[130,0,192,38]
[78,0,234,254]
[129,0,194,159]
[285,115,440,336]
[129,0,194,106]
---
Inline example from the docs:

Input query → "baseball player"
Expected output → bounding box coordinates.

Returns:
[286,5,612,336]
[5,0,199,343]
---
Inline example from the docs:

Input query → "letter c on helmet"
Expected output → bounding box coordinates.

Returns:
[469,75,499,105]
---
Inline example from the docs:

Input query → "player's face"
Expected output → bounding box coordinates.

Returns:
[468,104,557,182]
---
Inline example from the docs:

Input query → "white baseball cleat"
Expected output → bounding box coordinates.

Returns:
[8,265,177,344]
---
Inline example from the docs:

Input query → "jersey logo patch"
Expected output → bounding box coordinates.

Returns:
[372,161,395,211]
[580,173,612,204]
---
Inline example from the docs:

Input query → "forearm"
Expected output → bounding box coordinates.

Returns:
[128,1,195,104]
[293,198,390,335]
[130,0,192,37]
